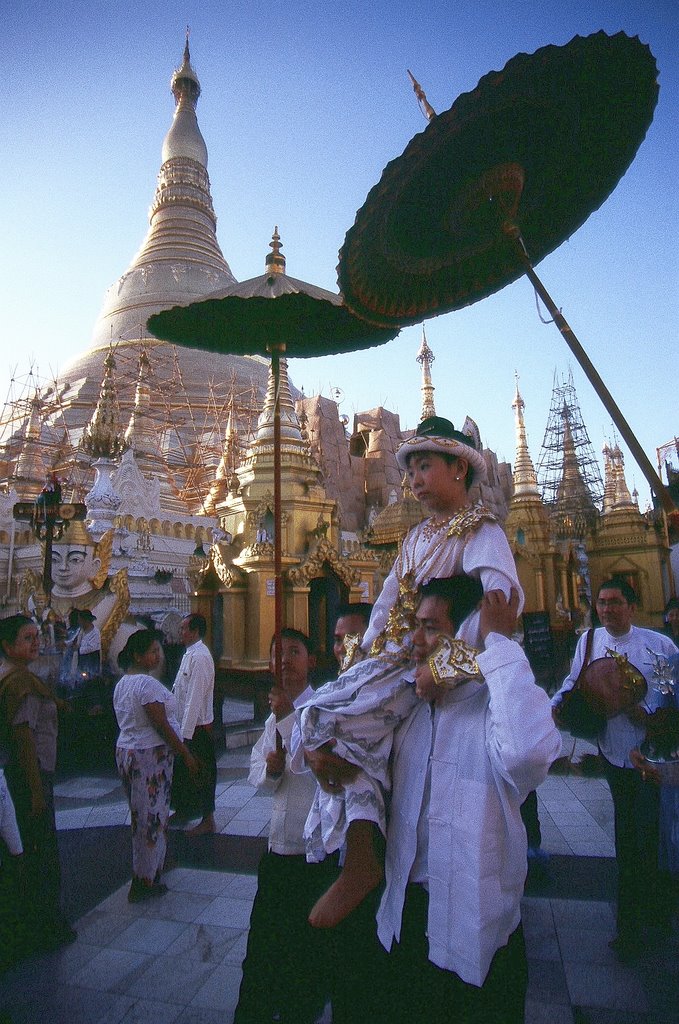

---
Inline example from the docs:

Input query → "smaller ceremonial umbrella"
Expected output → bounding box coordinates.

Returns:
[337,31,672,511]
[148,230,398,680]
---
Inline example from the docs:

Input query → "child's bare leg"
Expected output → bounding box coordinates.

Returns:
[308,820,383,929]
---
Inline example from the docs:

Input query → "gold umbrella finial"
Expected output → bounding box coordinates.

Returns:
[407,70,436,121]
[265,226,286,277]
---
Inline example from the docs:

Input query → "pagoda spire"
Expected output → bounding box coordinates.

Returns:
[558,415,593,504]
[553,408,597,537]
[90,38,236,350]
[124,350,158,458]
[81,349,126,459]
[235,340,324,553]
[223,399,241,477]
[612,444,635,508]
[536,368,604,512]
[14,392,47,492]
[511,374,540,497]
[205,397,242,512]
[163,32,205,165]
[123,350,185,512]
[603,440,636,510]
[82,350,125,538]
[252,357,306,451]
[602,442,616,512]
[416,326,436,421]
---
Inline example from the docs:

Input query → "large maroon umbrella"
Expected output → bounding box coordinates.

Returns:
[148,231,398,679]
[337,31,672,510]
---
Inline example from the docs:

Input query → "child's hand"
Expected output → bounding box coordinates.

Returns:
[304,741,359,793]
[479,588,520,640]
[414,663,439,703]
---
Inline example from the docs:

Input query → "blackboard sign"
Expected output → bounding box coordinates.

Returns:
[522,611,556,691]
[522,611,553,660]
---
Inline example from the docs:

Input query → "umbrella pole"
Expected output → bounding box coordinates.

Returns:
[271,343,284,687]
[515,244,675,514]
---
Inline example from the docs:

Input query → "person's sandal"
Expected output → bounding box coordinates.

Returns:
[128,878,168,902]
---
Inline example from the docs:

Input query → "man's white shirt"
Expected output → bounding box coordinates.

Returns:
[248,685,317,856]
[551,625,678,767]
[173,639,215,740]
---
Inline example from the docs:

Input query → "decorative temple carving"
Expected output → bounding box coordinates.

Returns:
[288,537,359,589]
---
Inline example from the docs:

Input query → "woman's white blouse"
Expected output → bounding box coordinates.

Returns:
[114,673,180,748]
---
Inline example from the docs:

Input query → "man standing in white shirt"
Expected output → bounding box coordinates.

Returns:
[234,629,336,1024]
[75,609,101,677]
[552,577,678,960]
[170,614,216,836]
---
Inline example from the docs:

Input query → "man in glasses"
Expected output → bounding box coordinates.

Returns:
[552,577,677,960]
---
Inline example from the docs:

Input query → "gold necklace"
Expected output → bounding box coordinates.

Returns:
[368,504,494,658]
[421,515,457,541]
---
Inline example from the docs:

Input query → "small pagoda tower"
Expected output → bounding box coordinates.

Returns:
[536,369,604,529]
[204,399,241,515]
[123,350,184,513]
[12,394,48,500]
[588,440,672,625]
[416,326,436,421]
[82,349,126,539]
[208,236,355,672]
[505,376,558,617]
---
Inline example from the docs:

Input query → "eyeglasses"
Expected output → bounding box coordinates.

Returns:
[596,597,627,608]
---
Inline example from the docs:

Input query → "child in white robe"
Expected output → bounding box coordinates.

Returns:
[298,416,523,927]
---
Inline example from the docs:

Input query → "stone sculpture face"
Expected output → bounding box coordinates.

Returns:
[51,544,102,598]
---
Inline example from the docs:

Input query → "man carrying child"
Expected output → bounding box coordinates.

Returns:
[301,414,560,1022]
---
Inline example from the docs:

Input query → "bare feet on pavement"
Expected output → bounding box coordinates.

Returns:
[186,815,216,836]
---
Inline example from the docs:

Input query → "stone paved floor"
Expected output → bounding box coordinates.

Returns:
[1,705,677,1023]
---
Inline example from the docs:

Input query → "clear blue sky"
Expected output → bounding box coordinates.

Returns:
[2,0,677,506]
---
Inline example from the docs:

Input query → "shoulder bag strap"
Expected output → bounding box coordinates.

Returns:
[574,628,594,688]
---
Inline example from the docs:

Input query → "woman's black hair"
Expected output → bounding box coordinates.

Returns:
[118,629,160,670]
